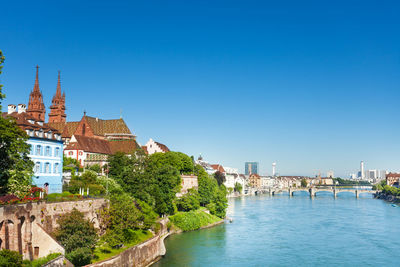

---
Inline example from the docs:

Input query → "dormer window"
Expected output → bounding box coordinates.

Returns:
[37,122,43,126]
[28,120,34,124]
[39,130,44,138]
[47,131,52,139]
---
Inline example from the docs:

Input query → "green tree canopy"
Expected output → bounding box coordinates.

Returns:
[0,50,34,195]
[54,208,97,266]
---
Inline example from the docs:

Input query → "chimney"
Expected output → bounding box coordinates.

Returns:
[8,104,16,114]
[18,104,27,114]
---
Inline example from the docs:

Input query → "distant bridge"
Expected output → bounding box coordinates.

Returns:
[255,187,377,198]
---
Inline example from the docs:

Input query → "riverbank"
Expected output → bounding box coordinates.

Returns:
[374,191,400,203]
[154,194,400,267]
[86,209,225,267]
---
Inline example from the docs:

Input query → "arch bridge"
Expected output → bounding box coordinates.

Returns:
[262,187,376,198]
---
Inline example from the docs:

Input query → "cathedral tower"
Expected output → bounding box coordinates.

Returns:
[48,71,66,123]
[27,66,46,122]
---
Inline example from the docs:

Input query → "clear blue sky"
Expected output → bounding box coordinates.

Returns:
[1,0,400,177]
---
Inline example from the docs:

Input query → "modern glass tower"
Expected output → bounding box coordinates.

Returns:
[245,162,259,175]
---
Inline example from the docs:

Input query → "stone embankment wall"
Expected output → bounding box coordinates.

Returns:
[0,198,107,260]
[88,219,169,267]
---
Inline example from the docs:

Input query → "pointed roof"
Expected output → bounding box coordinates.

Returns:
[55,70,62,98]
[33,65,40,92]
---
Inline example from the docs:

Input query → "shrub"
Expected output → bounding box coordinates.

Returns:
[23,252,61,267]
[66,247,92,267]
[169,209,221,232]
[0,249,23,267]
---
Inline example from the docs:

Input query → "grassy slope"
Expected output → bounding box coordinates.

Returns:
[92,230,153,263]
[169,208,222,232]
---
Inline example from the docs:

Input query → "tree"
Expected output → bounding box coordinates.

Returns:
[100,193,157,247]
[194,164,228,218]
[109,150,182,216]
[214,171,226,186]
[88,164,101,174]
[54,208,97,266]
[0,249,23,267]
[234,182,243,193]
[176,189,200,212]
[301,178,307,188]
[0,50,34,195]
[66,170,105,195]
[149,166,181,215]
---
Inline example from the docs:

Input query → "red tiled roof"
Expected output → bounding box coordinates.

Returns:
[211,164,225,173]
[154,141,170,152]
[108,139,140,154]
[387,173,400,178]
[85,116,132,136]
[65,135,112,154]
[48,121,80,138]
[2,112,61,141]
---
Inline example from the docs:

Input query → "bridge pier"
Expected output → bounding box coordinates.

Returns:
[309,188,316,198]
[288,188,292,197]
[333,189,337,198]
[269,188,273,196]
[356,190,359,198]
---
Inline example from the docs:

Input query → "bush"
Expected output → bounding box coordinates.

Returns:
[0,249,23,267]
[96,176,123,194]
[176,189,200,212]
[169,209,221,232]
[66,247,92,267]
[23,253,61,267]
[88,164,101,174]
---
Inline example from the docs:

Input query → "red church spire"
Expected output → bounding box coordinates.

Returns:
[27,65,46,121]
[48,71,66,123]
[33,65,40,92]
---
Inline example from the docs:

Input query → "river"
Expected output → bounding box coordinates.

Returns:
[153,192,400,266]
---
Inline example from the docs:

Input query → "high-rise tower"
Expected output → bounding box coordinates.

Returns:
[48,71,66,123]
[360,161,365,180]
[272,162,276,177]
[27,66,46,122]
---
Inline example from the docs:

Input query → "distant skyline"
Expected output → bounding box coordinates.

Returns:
[1,1,400,176]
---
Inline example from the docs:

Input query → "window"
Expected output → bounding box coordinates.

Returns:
[36,145,42,155]
[45,163,50,173]
[54,163,59,174]
[45,146,50,156]
[55,147,60,157]
[35,162,40,173]
[79,151,83,156]
[68,151,73,156]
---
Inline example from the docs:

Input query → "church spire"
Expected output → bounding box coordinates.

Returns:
[27,65,46,121]
[48,70,66,123]
[56,70,62,98]
[33,65,40,92]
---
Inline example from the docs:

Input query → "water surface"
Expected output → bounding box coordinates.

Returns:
[154,193,400,266]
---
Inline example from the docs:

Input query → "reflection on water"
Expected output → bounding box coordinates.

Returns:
[154,194,400,267]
